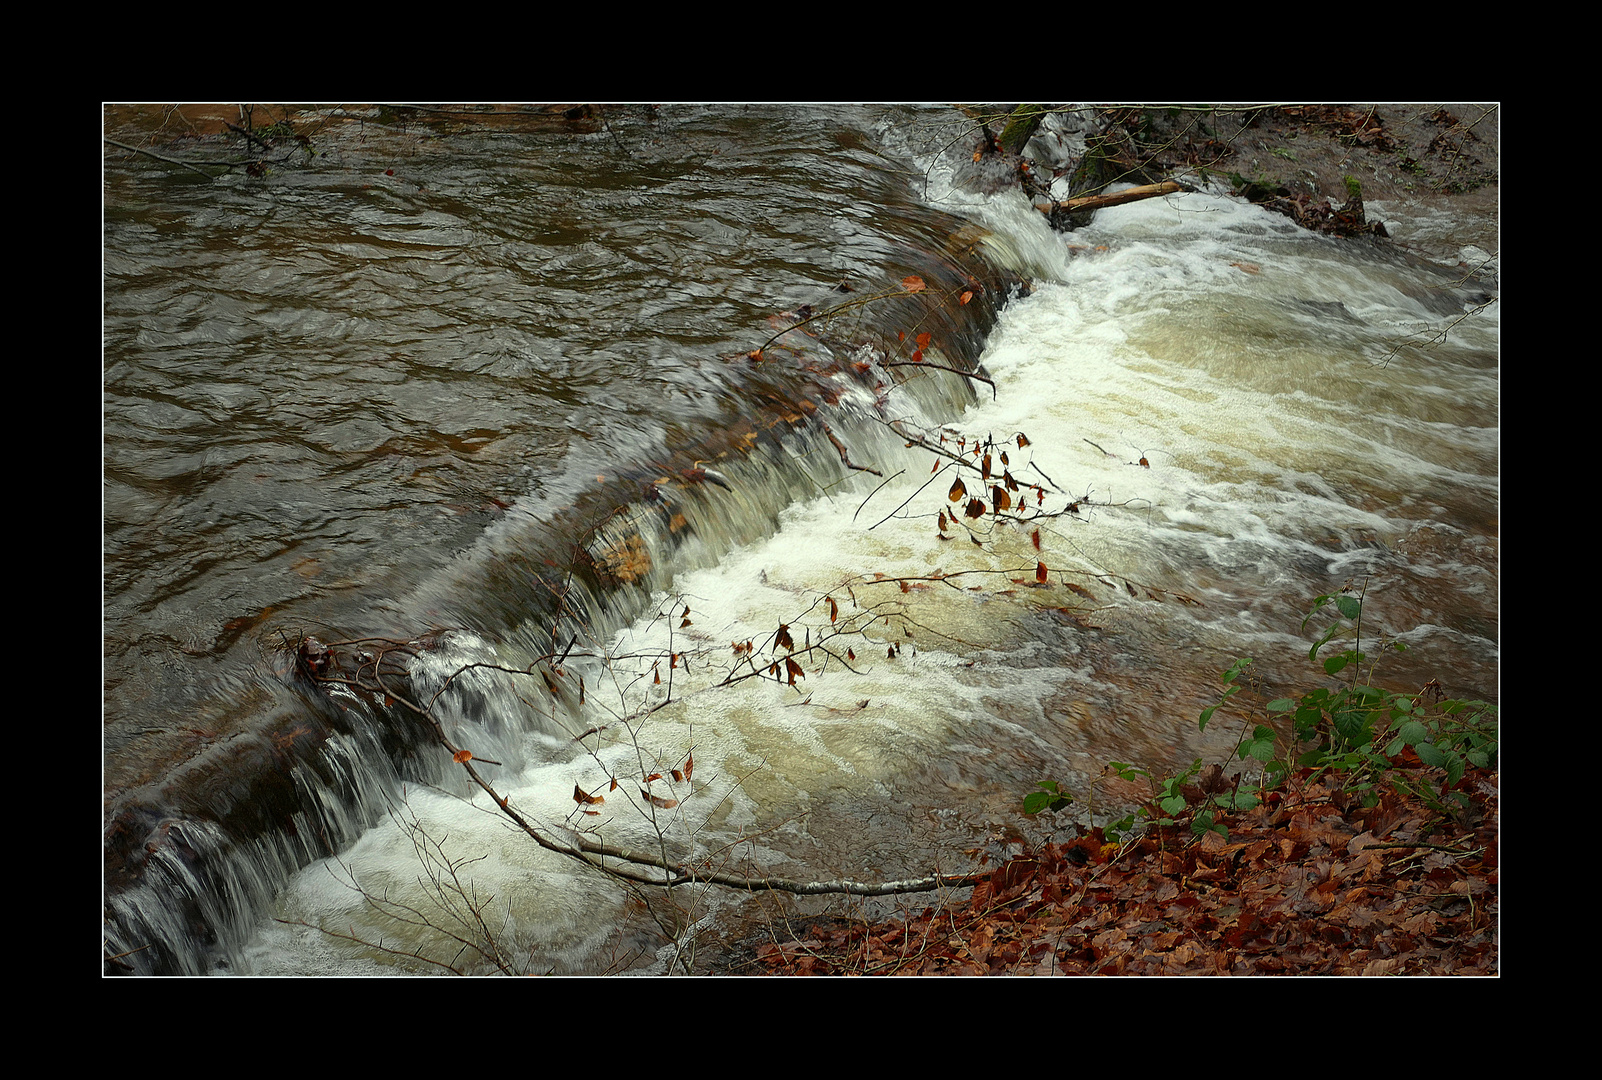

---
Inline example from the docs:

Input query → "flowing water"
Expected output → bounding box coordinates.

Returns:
[102,105,1498,975]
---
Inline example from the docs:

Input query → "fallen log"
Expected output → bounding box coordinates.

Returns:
[1038,180,1183,215]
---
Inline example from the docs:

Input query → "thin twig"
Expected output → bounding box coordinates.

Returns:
[882,359,996,400]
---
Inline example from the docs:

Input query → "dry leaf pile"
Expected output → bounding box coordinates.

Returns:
[756,763,1497,976]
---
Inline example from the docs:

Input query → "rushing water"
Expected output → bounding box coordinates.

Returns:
[103,105,1498,975]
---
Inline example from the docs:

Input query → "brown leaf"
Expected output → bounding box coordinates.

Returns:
[776,624,795,651]
[453,749,473,763]
[916,332,931,349]
[948,477,967,502]
[574,784,604,805]
[960,290,973,304]
[641,790,679,809]
[828,597,839,623]
[902,276,926,292]
[1036,561,1049,584]
[785,656,804,685]
[965,498,986,519]
[1031,528,1041,551]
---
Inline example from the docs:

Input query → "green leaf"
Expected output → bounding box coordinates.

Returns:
[1221,658,1254,684]
[1396,719,1430,746]
[1334,595,1362,620]
[1414,742,1447,768]
[1023,780,1072,814]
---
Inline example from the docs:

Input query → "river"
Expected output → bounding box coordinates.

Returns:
[102,104,1498,975]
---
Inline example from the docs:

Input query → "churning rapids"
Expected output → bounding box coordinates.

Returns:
[103,105,1498,975]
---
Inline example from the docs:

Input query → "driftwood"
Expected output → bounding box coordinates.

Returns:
[1038,180,1183,216]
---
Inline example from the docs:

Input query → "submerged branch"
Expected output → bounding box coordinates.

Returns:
[104,137,229,179]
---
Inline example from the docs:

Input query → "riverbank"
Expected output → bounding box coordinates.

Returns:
[739,757,1498,975]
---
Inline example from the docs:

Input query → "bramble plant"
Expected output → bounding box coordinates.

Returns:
[1025,585,1498,837]
[1252,587,1498,812]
